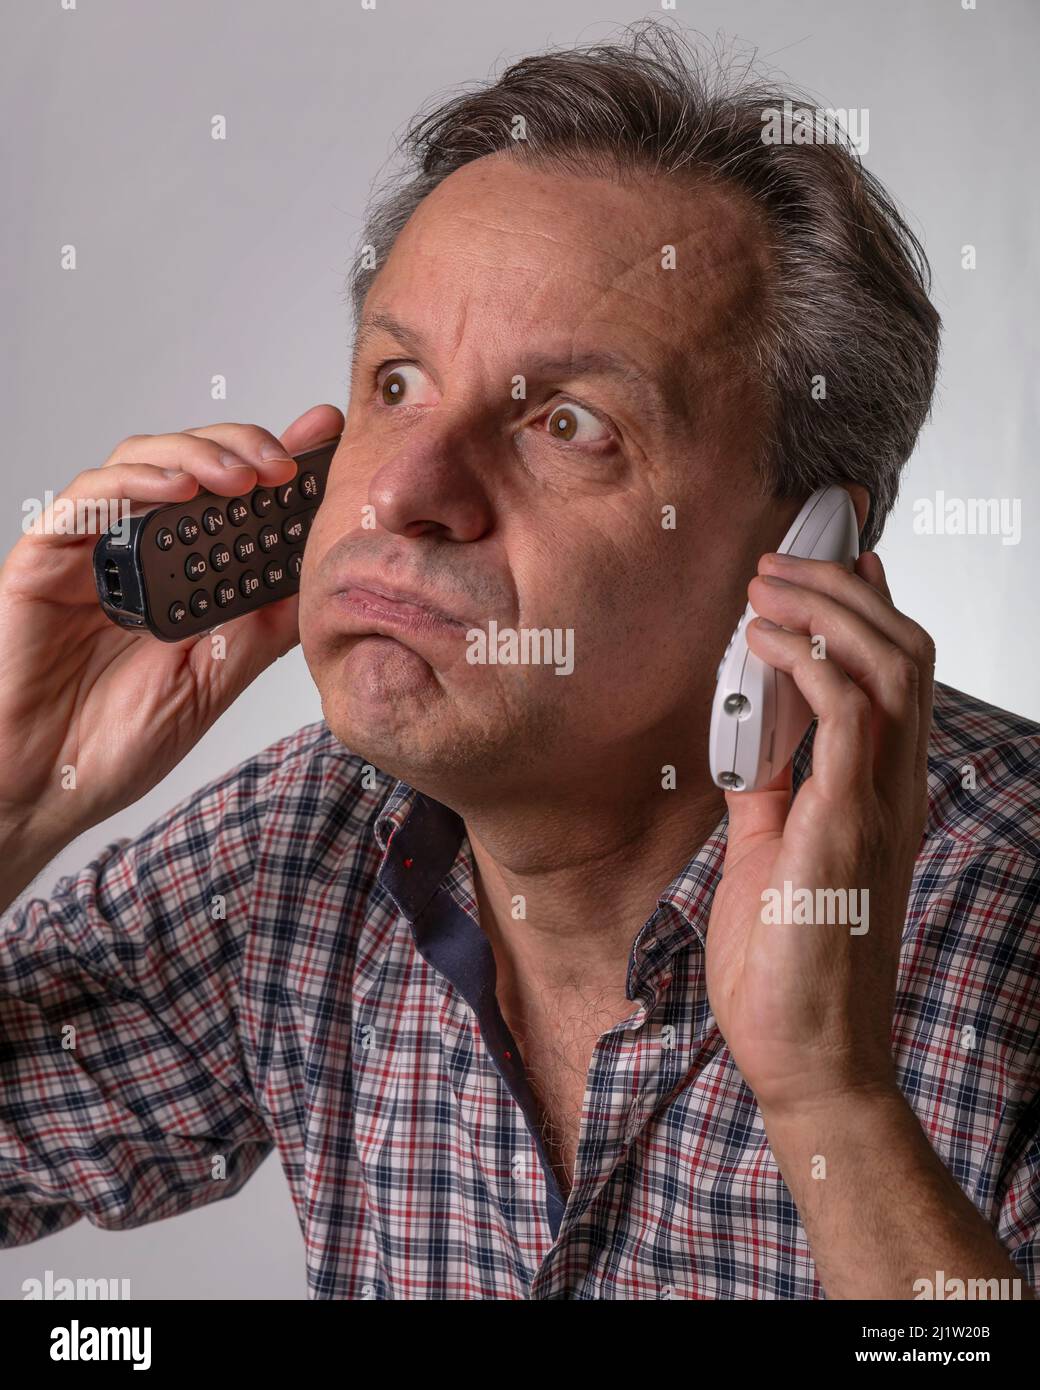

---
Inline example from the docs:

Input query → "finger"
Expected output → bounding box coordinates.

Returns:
[856,551,892,603]
[277,403,344,457]
[754,556,935,744]
[745,620,875,802]
[16,462,205,552]
[105,432,261,494]
[759,553,922,662]
[180,423,300,485]
[748,575,920,773]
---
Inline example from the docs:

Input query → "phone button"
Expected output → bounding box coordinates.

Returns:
[263,560,285,587]
[275,482,295,508]
[168,600,187,624]
[189,589,211,618]
[240,570,260,597]
[258,525,279,553]
[251,489,274,517]
[298,472,322,502]
[215,580,236,608]
[185,553,207,581]
[210,544,231,571]
[176,516,200,545]
[155,527,174,551]
[227,498,249,526]
[234,534,257,562]
[201,507,225,535]
[288,552,303,578]
[282,516,304,544]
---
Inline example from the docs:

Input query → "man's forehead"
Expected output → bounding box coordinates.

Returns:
[380,156,761,353]
[403,155,761,278]
[368,154,770,377]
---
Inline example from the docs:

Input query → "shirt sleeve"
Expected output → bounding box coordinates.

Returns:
[0,748,282,1248]
[998,1082,1040,1296]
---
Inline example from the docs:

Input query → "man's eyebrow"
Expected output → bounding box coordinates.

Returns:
[521,349,677,428]
[351,310,430,369]
[352,312,682,430]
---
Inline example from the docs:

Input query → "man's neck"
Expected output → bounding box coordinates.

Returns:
[462,777,726,1007]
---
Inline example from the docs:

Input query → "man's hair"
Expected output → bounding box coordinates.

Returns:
[349,21,941,550]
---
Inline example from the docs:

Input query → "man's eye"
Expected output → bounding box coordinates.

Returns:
[377,363,433,406]
[545,402,611,444]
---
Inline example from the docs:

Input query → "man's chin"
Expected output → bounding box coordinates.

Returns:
[313,637,459,778]
[338,633,443,703]
[311,634,559,795]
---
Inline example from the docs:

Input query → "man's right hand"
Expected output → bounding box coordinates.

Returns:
[0,404,344,884]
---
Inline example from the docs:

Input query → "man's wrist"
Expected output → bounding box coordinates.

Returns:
[757,1075,910,1138]
[0,811,73,913]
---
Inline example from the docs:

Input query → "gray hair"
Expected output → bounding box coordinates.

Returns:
[349,21,941,550]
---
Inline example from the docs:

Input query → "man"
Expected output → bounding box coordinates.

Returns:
[1,23,1037,1299]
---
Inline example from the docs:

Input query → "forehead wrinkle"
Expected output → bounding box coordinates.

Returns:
[402,185,761,365]
[434,207,640,273]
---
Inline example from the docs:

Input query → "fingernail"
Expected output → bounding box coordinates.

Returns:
[764,551,795,564]
[163,469,189,480]
[259,441,293,462]
[218,451,252,469]
[760,575,791,586]
[756,618,780,630]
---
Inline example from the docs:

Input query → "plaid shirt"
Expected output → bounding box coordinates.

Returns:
[1,680,1038,1299]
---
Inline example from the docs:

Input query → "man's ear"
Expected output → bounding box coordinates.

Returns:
[842,483,871,539]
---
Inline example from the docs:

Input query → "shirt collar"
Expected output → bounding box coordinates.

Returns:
[372,719,819,974]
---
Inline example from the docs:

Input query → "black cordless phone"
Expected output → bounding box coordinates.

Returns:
[93,437,339,641]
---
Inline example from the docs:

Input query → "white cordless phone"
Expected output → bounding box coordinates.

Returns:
[709,486,860,792]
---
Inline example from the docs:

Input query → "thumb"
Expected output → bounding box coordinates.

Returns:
[723,758,792,854]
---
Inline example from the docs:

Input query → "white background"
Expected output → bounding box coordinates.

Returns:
[1,0,1036,1298]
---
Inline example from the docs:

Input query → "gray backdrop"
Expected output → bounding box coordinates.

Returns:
[1,0,1036,1299]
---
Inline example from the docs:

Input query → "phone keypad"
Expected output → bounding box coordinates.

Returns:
[125,444,332,640]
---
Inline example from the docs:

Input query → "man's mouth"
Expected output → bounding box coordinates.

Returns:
[332,581,472,637]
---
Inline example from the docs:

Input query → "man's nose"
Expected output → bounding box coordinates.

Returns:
[367,430,494,542]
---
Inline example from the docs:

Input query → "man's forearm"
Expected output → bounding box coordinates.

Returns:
[759,1085,1034,1300]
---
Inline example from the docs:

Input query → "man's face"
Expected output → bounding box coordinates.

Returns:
[300,152,799,801]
